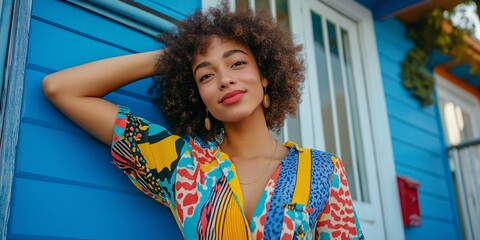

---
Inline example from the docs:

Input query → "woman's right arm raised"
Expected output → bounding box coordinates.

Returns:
[42,50,161,145]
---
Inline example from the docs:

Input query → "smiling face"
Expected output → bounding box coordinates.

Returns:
[192,37,267,124]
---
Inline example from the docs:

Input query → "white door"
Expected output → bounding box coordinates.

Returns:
[437,73,480,240]
[289,0,385,238]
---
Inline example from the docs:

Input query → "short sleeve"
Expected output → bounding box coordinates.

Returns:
[315,156,364,240]
[111,105,188,206]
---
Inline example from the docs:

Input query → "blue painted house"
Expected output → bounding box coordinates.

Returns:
[1,0,479,239]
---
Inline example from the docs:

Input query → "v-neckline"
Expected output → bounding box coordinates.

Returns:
[213,144,295,227]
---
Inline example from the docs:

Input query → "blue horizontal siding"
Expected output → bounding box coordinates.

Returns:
[420,194,455,221]
[27,17,157,100]
[386,96,438,135]
[8,0,200,238]
[134,0,201,20]
[8,178,181,239]
[389,117,443,154]
[16,122,138,195]
[31,0,156,53]
[376,40,409,63]
[375,18,461,239]
[405,218,457,239]
[374,18,414,51]
[392,139,445,177]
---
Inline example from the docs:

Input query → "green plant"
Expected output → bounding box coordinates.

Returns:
[401,1,478,106]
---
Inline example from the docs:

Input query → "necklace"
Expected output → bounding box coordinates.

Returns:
[239,140,278,185]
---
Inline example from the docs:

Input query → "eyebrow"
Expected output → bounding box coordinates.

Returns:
[193,49,248,75]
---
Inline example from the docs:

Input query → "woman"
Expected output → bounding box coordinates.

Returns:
[42,3,364,240]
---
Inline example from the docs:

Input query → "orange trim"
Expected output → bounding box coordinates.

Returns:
[435,66,480,102]
[441,21,480,69]
[395,0,461,24]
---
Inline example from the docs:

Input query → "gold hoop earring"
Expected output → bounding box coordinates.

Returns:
[205,109,211,131]
[263,86,270,108]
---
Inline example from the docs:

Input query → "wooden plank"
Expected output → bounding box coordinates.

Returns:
[27,19,156,98]
[420,194,455,221]
[404,218,457,239]
[395,0,460,25]
[376,39,409,63]
[8,178,181,239]
[131,0,200,19]
[374,18,413,52]
[27,19,133,70]
[392,139,445,177]
[374,0,428,19]
[389,117,443,154]
[386,96,439,135]
[32,0,156,53]
[16,122,138,194]
[378,54,402,79]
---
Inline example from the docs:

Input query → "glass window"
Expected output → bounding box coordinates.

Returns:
[254,0,270,13]
[310,10,369,202]
[441,100,474,145]
[312,13,336,154]
[235,0,249,10]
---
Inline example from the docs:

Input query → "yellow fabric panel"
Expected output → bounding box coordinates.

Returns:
[137,135,181,172]
[292,149,312,205]
[219,194,252,240]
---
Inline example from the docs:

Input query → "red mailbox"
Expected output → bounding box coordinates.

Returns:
[397,176,421,226]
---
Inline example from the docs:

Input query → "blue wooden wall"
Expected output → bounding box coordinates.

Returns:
[7,0,199,239]
[375,18,462,239]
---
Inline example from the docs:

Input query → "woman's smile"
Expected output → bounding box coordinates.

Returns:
[220,90,246,105]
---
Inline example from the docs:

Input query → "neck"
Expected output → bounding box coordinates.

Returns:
[220,107,276,158]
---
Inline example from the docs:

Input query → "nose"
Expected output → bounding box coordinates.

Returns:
[218,69,236,90]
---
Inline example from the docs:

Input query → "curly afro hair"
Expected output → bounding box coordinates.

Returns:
[149,3,304,142]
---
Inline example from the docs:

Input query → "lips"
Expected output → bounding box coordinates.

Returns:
[220,90,245,105]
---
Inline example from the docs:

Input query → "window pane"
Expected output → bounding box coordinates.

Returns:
[342,28,369,202]
[311,12,336,154]
[276,0,290,32]
[255,0,270,13]
[236,0,249,10]
[327,20,356,200]
[442,100,475,145]
[287,111,302,146]
[461,110,473,140]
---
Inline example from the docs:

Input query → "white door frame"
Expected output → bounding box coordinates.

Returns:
[436,73,480,240]
[288,0,404,239]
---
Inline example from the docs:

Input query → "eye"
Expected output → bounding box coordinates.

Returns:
[199,73,213,82]
[231,61,246,68]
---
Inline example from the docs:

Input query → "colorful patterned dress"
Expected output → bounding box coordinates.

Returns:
[111,106,364,240]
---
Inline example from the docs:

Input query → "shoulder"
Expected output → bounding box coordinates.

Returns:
[309,149,336,164]
[297,145,335,168]
[286,141,336,175]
